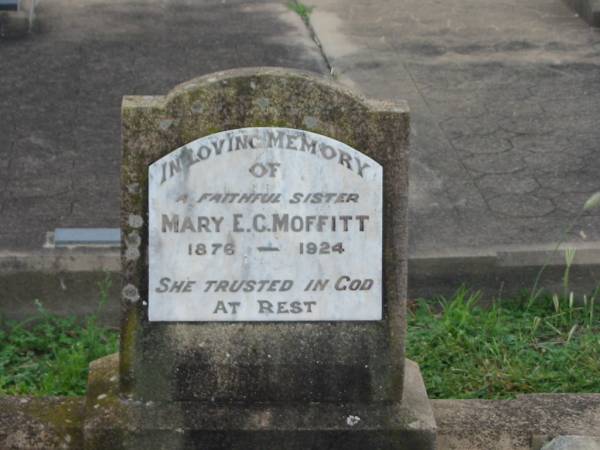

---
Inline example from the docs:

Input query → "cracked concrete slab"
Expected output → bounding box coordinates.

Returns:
[309,0,600,255]
[0,0,327,251]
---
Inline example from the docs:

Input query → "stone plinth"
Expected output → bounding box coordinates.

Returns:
[84,354,436,450]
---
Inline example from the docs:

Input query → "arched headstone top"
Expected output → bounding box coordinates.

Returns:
[122,67,408,166]
[162,66,404,113]
[133,66,407,112]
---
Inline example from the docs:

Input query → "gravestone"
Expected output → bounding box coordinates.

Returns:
[84,67,436,449]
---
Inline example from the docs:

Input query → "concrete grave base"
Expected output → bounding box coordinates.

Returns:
[83,354,436,450]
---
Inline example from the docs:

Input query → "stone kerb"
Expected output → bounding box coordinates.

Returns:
[119,67,409,403]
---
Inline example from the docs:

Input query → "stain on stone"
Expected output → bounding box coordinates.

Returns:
[122,283,140,303]
[126,230,141,247]
[127,183,140,194]
[128,214,144,229]
[159,118,175,130]
[302,115,319,129]
[191,101,204,113]
[125,246,140,261]
[254,97,270,110]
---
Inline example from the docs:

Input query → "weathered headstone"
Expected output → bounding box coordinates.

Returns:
[84,67,436,449]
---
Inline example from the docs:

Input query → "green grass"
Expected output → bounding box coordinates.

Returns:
[407,287,600,399]
[1,284,599,398]
[0,277,118,396]
[287,1,314,20]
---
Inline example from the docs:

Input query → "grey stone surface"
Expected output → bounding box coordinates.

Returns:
[0,0,327,251]
[309,0,600,255]
[0,396,84,450]
[541,435,600,450]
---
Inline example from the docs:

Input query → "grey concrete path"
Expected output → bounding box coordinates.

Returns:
[310,0,600,255]
[1,0,599,271]
[0,0,326,250]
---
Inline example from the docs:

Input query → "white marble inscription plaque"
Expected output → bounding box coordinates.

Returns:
[148,127,382,321]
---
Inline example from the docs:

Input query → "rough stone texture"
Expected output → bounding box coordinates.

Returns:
[0,396,84,450]
[0,0,326,251]
[120,68,409,405]
[309,0,600,255]
[563,0,600,27]
[83,355,436,450]
[433,394,600,450]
